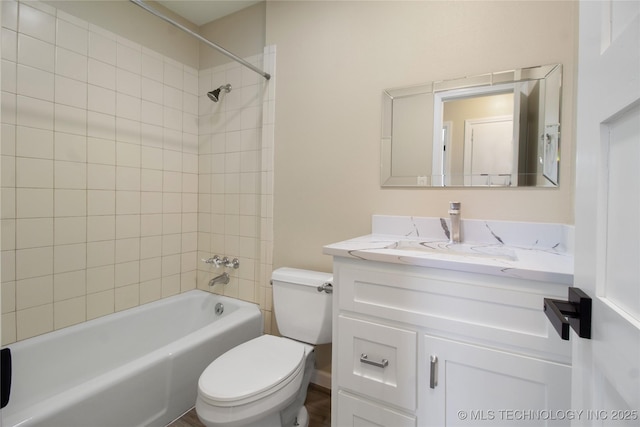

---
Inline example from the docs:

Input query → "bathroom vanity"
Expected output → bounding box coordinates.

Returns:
[324,216,574,426]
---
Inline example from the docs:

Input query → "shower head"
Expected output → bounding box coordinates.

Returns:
[207,84,232,102]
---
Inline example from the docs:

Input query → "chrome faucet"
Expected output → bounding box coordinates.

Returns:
[208,272,230,286]
[448,201,461,243]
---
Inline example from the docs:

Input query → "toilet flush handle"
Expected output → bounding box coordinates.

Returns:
[317,282,333,294]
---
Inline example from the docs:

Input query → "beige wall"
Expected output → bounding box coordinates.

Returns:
[199,2,266,70]
[266,1,578,275]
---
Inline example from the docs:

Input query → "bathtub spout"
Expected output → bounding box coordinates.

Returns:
[209,272,230,286]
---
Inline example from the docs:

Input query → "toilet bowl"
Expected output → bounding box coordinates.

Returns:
[196,268,332,427]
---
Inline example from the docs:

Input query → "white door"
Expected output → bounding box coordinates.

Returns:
[573,1,639,424]
[463,117,513,186]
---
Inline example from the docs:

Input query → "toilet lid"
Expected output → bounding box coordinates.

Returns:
[199,335,306,404]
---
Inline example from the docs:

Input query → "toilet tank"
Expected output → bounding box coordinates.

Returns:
[272,267,333,345]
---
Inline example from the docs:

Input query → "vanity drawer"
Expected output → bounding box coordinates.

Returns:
[336,261,571,362]
[337,390,416,427]
[337,315,417,411]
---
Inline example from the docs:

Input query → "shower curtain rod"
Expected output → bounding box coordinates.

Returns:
[129,0,271,80]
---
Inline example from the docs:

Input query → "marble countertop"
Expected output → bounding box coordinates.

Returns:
[323,216,574,285]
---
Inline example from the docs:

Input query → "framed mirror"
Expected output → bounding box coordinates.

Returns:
[381,64,562,187]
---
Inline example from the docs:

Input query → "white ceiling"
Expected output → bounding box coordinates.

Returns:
[156,0,261,26]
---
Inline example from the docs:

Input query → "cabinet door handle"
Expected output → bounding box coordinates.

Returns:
[360,354,389,368]
[430,355,438,389]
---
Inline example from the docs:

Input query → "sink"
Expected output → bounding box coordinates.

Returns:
[390,240,518,261]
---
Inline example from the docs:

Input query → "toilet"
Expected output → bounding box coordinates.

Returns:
[195,268,333,427]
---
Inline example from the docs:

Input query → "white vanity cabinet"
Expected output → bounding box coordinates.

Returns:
[331,257,572,427]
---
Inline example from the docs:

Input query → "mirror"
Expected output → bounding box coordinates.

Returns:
[381,64,562,187]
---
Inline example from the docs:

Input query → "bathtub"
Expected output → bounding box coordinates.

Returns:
[1,290,263,427]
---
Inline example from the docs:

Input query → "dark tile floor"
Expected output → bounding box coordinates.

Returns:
[168,384,331,427]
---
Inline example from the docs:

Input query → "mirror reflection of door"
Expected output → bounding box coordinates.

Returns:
[443,92,514,186]
[463,117,514,186]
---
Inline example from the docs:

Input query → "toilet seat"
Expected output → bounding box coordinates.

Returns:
[198,335,306,407]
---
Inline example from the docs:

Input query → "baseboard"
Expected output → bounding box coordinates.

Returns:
[310,369,331,390]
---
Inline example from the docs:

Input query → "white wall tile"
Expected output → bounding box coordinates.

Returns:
[54,217,86,245]
[16,188,53,218]
[116,117,140,145]
[115,214,140,239]
[87,163,115,190]
[55,75,87,109]
[115,191,140,215]
[115,166,140,191]
[54,160,86,189]
[86,289,114,320]
[115,237,139,264]
[140,123,163,148]
[116,93,140,121]
[1,250,16,282]
[116,142,140,167]
[54,243,86,274]
[18,34,54,72]
[141,168,162,191]
[116,68,140,96]
[141,77,163,104]
[56,19,88,55]
[163,62,183,90]
[86,239,114,268]
[16,218,53,249]
[16,157,53,188]
[55,47,87,81]
[87,215,115,242]
[54,132,86,162]
[54,189,86,217]
[140,235,161,259]
[114,283,138,311]
[54,269,86,301]
[163,151,182,172]
[2,29,17,63]
[163,193,181,214]
[88,31,116,65]
[86,265,114,294]
[116,43,141,74]
[54,104,86,136]
[140,100,162,126]
[17,96,53,130]
[16,303,53,340]
[87,190,114,216]
[141,53,163,82]
[88,58,116,90]
[114,260,138,287]
[87,137,115,165]
[1,155,15,189]
[87,111,115,140]
[2,0,18,31]
[140,256,161,281]
[16,65,54,101]
[163,106,182,131]
[88,84,116,115]
[163,170,182,192]
[162,213,181,235]
[54,296,86,329]
[141,191,162,214]
[15,246,53,279]
[162,233,181,256]
[2,60,17,95]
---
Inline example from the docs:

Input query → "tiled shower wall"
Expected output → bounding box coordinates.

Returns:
[196,46,276,333]
[1,1,202,344]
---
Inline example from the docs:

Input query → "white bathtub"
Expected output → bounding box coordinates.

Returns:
[1,290,263,427]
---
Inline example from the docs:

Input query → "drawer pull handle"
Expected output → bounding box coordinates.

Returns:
[360,354,388,368]
[430,355,438,389]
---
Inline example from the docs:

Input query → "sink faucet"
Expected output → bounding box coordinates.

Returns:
[449,201,461,243]
[208,272,230,286]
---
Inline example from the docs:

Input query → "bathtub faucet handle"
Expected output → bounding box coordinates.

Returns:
[225,258,240,269]
[202,255,224,267]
